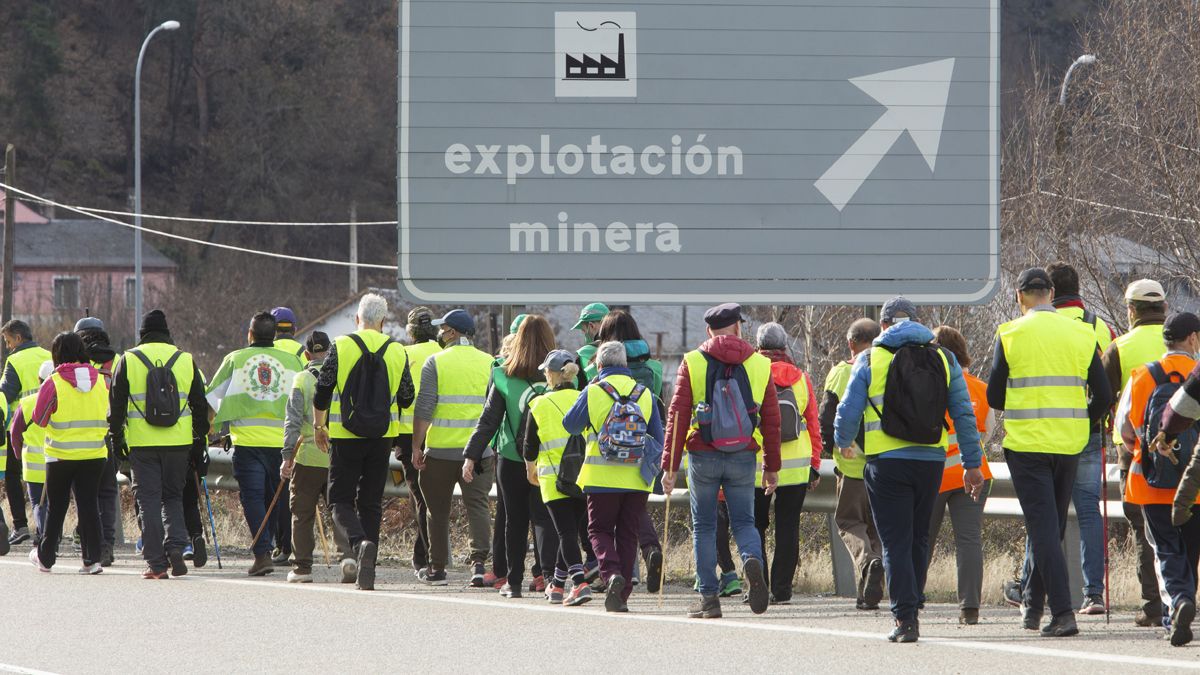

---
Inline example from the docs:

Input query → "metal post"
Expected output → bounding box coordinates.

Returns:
[827,512,858,597]
[2,145,15,358]
[349,202,359,295]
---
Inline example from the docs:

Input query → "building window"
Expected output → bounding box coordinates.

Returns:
[125,276,137,309]
[53,277,80,310]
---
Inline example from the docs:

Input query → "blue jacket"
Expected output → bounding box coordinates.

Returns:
[833,321,983,467]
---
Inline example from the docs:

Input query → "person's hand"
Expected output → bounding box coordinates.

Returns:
[412,447,426,471]
[281,458,295,481]
[314,426,330,453]
[1173,503,1194,527]
[809,472,821,490]
[762,470,779,496]
[963,467,985,502]
[662,471,676,496]
[462,458,476,483]
[840,446,856,459]
[525,462,539,487]
[1152,432,1179,464]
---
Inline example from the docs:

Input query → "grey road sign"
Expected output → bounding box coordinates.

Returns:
[397,0,999,304]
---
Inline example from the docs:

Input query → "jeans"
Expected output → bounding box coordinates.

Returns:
[1143,504,1200,620]
[864,457,943,622]
[688,451,763,597]
[716,499,736,574]
[754,484,808,600]
[496,456,554,587]
[1007,449,1080,618]
[38,458,105,569]
[26,482,47,538]
[232,446,283,556]
[97,450,119,548]
[130,448,190,570]
[586,491,648,601]
[328,438,391,551]
[928,481,990,609]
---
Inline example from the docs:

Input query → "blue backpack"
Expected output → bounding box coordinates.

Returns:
[1139,362,1196,489]
[695,354,759,453]
[595,381,649,462]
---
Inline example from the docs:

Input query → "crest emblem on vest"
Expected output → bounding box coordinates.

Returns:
[238,354,287,402]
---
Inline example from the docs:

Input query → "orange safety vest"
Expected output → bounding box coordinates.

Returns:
[939,371,993,493]
[1124,353,1200,506]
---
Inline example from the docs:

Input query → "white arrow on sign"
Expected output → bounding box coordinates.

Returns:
[814,58,956,211]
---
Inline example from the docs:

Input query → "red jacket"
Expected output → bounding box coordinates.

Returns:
[664,335,781,473]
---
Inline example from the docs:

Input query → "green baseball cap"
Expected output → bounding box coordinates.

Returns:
[572,302,609,330]
[509,313,528,334]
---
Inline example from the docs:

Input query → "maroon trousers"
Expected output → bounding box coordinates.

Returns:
[586,491,649,601]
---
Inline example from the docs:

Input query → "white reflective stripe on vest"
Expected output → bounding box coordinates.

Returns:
[25,462,45,472]
[438,395,486,405]
[947,433,958,445]
[537,465,559,477]
[944,453,963,469]
[540,437,570,453]
[400,414,414,425]
[48,419,108,430]
[864,420,882,433]
[584,454,639,467]
[331,412,399,424]
[44,438,107,451]
[1129,461,1144,476]
[868,395,884,407]
[778,458,810,470]
[230,418,285,428]
[1007,376,1086,388]
[431,418,477,429]
[1004,408,1088,420]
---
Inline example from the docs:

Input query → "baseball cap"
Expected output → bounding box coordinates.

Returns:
[271,307,297,328]
[572,302,610,330]
[880,297,919,324]
[538,349,576,373]
[1163,312,1200,342]
[73,317,104,333]
[432,308,475,335]
[704,303,745,330]
[1125,279,1166,303]
[407,306,435,327]
[510,314,528,335]
[1015,268,1054,292]
[305,331,331,353]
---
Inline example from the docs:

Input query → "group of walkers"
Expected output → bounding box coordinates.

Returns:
[6,260,1200,649]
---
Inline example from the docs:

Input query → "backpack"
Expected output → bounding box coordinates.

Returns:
[339,334,397,438]
[868,344,948,445]
[129,349,184,428]
[695,354,759,453]
[777,384,801,442]
[1139,362,1195,489]
[595,381,650,462]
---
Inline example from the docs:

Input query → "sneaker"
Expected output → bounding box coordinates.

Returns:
[135,537,144,554]
[743,558,768,615]
[29,548,49,573]
[605,575,627,613]
[79,562,103,575]
[247,552,275,577]
[548,585,565,604]
[856,598,880,611]
[500,582,522,598]
[1172,600,1196,647]
[168,549,188,577]
[1040,612,1079,638]
[718,572,742,598]
[564,582,593,607]
[887,619,919,643]
[141,566,168,580]
[1080,594,1106,615]
[583,560,600,583]
[100,544,115,568]
[960,608,980,625]
[469,562,486,588]
[271,547,291,565]
[1002,580,1022,608]
[645,547,663,594]
[341,558,359,584]
[528,575,546,593]
[770,594,792,606]
[688,594,722,619]
[863,559,885,608]
[356,541,378,591]
[191,536,207,568]
[182,543,195,561]
[7,527,29,546]
[287,570,314,584]
[424,568,448,586]
[631,574,640,587]
[1135,608,1163,628]
[482,571,505,589]
[416,567,429,581]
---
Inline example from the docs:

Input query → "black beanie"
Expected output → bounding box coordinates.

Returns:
[140,309,170,338]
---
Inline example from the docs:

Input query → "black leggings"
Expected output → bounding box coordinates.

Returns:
[496,457,556,587]
[754,484,809,600]
[546,497,589,583]
[39,458,105,569]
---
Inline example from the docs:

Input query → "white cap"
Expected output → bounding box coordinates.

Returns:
[38,360,53,381]
[1125,279,1166,303]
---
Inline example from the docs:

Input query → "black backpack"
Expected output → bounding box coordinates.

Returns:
[129,349,184,427]
[340,334,398,438]
[1139,362,1195,489]
[777,384,801,442]
[868,344,948,445]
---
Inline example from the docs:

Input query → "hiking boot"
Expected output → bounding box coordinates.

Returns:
[191,536,207,568]
[340,557,358,584]
[565,582,593,607]
[469,562,487,588]
[1171,600,1196,647]
[356,541,378,591]
[272,547,291,565]
[79,563,103,575]
[887,619,919,643]
[0,522,9,556]
[7,527,29,546]
[247,552,275,577]
[960,608,980,625]
[1134,608,1163,627]
[500,582,522,598]
[1080,594,1106,615]
[528,575,546,593]
[770,594,792,606]
[718,572,742,598]
[605,575,627,612]
[1022,605,1043,631]
[100,543,115,568]
[857,597,880,610]
[688,594,722,619]
[744,557,768,615]
[863,559,885,607]
[1002,580,1022,607]
[644,546,664,594]
[287,570,314,584]
[1040,612,1079,637]
[168,549,188,577]
[423,568,448,586]
[548,585,565,604]
[29,548,49,573]
[142,566,168,580]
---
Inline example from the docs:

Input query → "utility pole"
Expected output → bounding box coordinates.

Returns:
[2,145,15,362]
[349,202,359,295]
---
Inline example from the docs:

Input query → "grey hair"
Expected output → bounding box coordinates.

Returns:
[596,341,627,368]
[756,322,788,350]
[847,318,881,346]
[358,293,389,327]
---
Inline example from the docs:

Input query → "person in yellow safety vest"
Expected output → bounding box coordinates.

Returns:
[207,311,303,578]
[521,349,594,607]
[108,310,210,580]
[752,322,822,605]
[270,306,304,565]
[986,268,1112,638]
[411,309,495,587]
[565,341,663,614]
[74,316,121,568]
[1103,278,1170,628]
[926,326,994,626]
[835,297,985,644]
[314,293,414,591]
[9,361,52,543]
[394,307,441,579]
[1118,312,1200,647]
[1,319,51,548]
[819,317,884,610]
[27,332,109,574]
[271,307,306,360]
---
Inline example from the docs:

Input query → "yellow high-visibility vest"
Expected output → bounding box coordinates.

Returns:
[1112,323,1167,445]
[43,371,109,461]
[576,375,654,493]
[123,343,196,448]
[424,344,492,449]
[329,330,409,440]
[862,346,951,455]
[5,345,51,400]
[528,388,585,503]
[756,372,812,487]
[17,394,47,483]
[398,341,443,434]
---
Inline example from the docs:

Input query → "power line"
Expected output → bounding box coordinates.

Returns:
[14,193,396,226]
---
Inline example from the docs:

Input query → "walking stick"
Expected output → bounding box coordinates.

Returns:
[1101,437,1111,625]
[659,490,671,609]
[315,498,332,566]
[251,478,287,551]
[200,475,223,570]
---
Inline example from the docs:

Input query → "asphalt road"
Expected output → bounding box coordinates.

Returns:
[4,547,1200,674]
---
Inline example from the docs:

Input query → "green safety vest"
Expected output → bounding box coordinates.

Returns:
[576,374,654,493]
[43,372,109,461]
[756,372,812,487]
[327,329,408,440]
[399,341,443,434]
[863,346,950,455]
[209,345,302,447]
[274,336,306,360]
[491,367,548,463]
[17,394,46,483]
[528,387,584,503]
[4,345,51,401]
[825,360,865,479]
[123,343,197,448]
[290,364,328,468]
[425,344,492,450]
[997,311,1096,455]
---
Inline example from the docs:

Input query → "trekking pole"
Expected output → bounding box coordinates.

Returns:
[659,490,671,609]
[200,475,223,570]
[1101,437,1110,625]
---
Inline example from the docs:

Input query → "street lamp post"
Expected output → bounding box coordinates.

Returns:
[1055,54,1097,156]
[1059,54,1097,106]
[134,19,180,338]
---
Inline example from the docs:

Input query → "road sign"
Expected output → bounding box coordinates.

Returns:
[398,0,999,304]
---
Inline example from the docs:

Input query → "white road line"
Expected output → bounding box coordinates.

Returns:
[0,662,62,675]
[4,560,1197,670]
